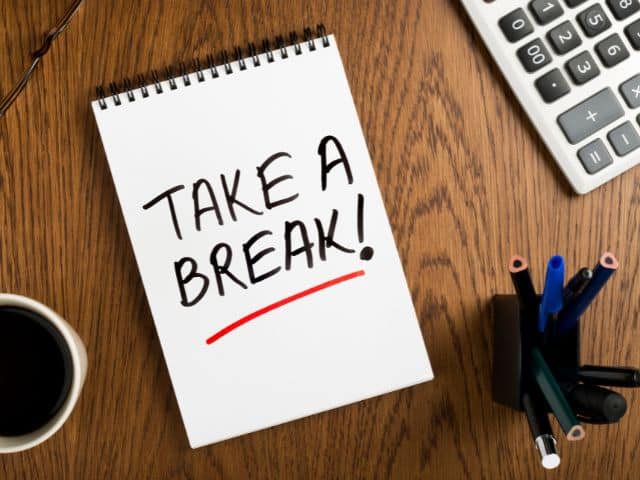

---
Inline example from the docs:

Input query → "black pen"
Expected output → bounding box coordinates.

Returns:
[562,267,593,304]
[522,391,561,470]
[564,384,627,424]
[577,365,640,388]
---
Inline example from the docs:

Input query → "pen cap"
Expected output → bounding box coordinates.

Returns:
[537,256,564,333]
[543,256,565,314]
[535,435,561,470]
[568,384,627,422]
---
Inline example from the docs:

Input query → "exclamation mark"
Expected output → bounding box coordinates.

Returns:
[357,193,374,260]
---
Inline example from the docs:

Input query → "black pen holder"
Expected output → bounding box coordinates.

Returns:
[492,295,579,411]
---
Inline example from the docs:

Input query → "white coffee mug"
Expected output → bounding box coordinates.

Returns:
[0,293,88,453]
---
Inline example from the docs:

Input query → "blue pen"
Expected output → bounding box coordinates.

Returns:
[557,252,618,336]
[538,255,565,333]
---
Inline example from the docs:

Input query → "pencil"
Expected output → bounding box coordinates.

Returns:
[557,252,618,336]
[530,348,585,441]
[509,255,538,313]
[522,391,561,469]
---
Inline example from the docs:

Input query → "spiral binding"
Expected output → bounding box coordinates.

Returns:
[96,24,330,110]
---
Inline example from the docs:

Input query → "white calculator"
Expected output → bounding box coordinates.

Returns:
[461,0,640,194]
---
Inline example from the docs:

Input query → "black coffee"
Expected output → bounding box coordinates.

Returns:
[0,306,73,436]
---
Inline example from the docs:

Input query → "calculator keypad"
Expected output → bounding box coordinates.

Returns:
[493,0,640,180]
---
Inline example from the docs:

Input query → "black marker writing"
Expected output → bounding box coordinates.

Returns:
[221,170,263,221]
[284,220,314,270]
[257,152,299,209]
[145,135,375,308]
[193,178,223,230]
[143,185,186,240]
[210,243,248,295]
[357,193,374,260]
[318,135,353,191]
[243,230,281,284]
[314,210,354,261]
[174,257,209,306]
[173,203,362,306]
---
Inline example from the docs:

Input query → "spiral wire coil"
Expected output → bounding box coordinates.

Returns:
[97,25,329,110]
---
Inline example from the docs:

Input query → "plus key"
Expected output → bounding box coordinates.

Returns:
[558,88,624,144]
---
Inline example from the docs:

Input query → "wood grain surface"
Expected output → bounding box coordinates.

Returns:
[1,0,640,478]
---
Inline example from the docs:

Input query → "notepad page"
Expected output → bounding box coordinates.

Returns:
[92,35,433,448]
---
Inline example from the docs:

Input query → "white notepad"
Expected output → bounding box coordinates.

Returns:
[92,30,433,448]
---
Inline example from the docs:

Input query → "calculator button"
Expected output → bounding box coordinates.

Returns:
[619,74,640,108]
[517,39,552,72]
[606,0,640,20]
[595,34,630,67]
[626,19,640,49]
[608,122,640,155]
[530,0,564,25]
[565,0,588,6]
[578,139,613,173]
[566,51,600,84]
[535,69,571,102]
[499,9,535,42]
[558,88,624,144]
[577,4,612,37]
[548,21,583,54]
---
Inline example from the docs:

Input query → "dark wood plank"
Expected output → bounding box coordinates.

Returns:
[1,0,639,478]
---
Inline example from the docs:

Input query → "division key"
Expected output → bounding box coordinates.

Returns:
[558,88,624,144]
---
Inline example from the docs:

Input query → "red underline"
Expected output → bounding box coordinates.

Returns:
[206,270,366,345]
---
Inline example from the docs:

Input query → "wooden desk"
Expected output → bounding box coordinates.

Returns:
[2,0,639,478]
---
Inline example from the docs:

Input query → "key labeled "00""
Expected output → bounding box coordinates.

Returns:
[517,38,552,72]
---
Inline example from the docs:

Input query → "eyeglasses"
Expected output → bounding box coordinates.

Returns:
[0,0,84,119]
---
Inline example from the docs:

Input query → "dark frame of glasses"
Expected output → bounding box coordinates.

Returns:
[0,0,84,118]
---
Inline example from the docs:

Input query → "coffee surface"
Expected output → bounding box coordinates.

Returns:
[0,307,72,436]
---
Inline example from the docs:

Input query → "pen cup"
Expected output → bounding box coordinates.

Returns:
[491,295,580,412]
